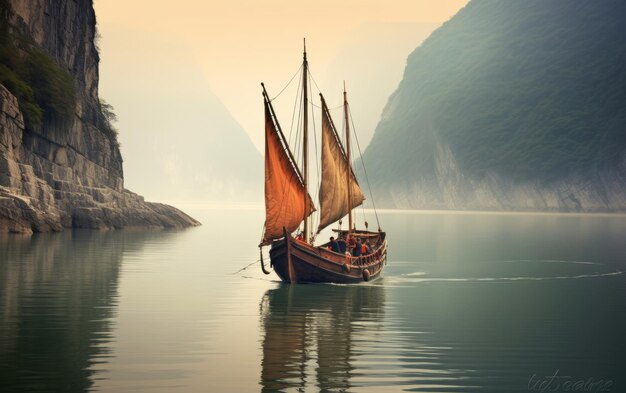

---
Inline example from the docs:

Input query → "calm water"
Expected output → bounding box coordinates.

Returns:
[1,208,625,392]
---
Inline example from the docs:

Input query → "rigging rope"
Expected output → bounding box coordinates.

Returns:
[294,88,303,175]
[306,69,344,110]
[349,105,381,231]
[310,101,344,111]
[308,68,322,95]
[309,70,321,242]
[288,71,303,149]
[233,258,261,275]
[284,77,304,233]
[270,64,303,102]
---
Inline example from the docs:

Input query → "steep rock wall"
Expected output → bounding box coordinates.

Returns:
[0,0,199,233]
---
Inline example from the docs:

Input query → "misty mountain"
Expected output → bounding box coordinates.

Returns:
[100,28,262,202]
[323,22,437,148]
[360,0,626,211]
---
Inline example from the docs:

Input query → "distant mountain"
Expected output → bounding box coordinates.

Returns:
[360,0,626,211]
[100,28,262,203]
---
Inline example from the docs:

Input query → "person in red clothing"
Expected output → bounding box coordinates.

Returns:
[365,240,373,254]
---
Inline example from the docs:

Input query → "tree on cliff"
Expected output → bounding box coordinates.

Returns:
[0,0,75,129]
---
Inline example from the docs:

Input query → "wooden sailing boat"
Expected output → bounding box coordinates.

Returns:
[259,42,387,284]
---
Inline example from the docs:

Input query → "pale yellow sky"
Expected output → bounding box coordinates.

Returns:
[95,0,468,161]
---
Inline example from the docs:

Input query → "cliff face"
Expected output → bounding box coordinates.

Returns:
[0,0,199,233]
[383,142,626,211]
[11,0,103,135]
[360,0,626,212]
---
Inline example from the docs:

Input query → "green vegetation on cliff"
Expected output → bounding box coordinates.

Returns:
[363,0,626,186]
[0,1,75,129]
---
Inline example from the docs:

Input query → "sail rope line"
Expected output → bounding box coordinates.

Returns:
[287,69,303,149]
[233,258,262,275]
[294,82,305,236]
[341,101,361,230]
[279,63,319,241]
[307,66,357,238]
[308,69,322,242]
[311,101,344,111]
[288,74,305,236]
[308,67,323,96]
[340,104,368,229]
[347,99,367,228]
[292,83,303,167]
[285,65,316,240]
[306,69,344,110]
[270,64,303,102]
[349,105,381,231]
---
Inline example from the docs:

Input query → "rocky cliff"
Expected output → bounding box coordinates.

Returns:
[0,0,199,233]
[360,0,626,212]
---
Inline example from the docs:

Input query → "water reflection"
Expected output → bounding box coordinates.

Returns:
[1,209,624,392]
[259,284,385,392]
[259,276,625,392]
[0,230,179,393]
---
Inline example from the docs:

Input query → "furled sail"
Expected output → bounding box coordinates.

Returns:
[261,97,316,245]
[317,96,365,233]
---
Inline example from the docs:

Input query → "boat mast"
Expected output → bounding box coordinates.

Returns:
[302,39,310,242]
[343,82,353,234]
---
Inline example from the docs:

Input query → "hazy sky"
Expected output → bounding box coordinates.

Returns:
[96,0,468,155]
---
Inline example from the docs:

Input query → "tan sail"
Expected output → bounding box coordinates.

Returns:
[262,98,315,245]
[317,96,365,233]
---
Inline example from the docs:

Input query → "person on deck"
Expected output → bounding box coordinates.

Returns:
[337,236,347,254]
[329,237,340,253]
[296,232,305,243]
[348,236,356,255]
[353,238,362,257]
[365,240,373,254]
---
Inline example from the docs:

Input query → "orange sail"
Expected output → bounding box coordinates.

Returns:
[261,97,315,245]
[317,96,365,233]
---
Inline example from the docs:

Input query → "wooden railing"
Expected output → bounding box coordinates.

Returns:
[346,242,387,267]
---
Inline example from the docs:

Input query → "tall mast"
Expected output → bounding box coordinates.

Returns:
[302,39,310,242]
[343,82,353,234]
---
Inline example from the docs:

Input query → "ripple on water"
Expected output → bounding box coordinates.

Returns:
[392,259,623,285]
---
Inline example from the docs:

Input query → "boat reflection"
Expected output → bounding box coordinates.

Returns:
[259,284,385,392]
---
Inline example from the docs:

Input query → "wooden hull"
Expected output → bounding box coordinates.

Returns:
[269,231,387,284]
